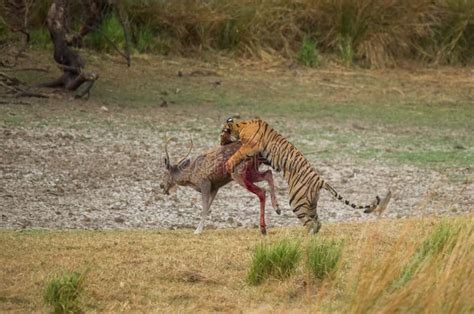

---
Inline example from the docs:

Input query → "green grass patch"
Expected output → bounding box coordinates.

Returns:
[44,271,85,314]
[307,238,343,279]
[29,28,52,49]
[396,221,461,287]
[85,14,125,53]
[247,239,301,285]
[297,36,321,67]
[0,16,10,44]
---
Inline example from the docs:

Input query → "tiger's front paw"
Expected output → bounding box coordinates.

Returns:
[225,161,233,173]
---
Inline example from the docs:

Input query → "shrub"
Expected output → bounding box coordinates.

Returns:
[247,239,301,285]
[11,0,474,66]
[307,238,343,279]
[297,36,321,67]
[430,0,474,65]
[44,271,85,314]
[29,28,51,48]
[84,14,125,53]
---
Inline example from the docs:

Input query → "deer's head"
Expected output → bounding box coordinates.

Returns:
[160,137,193,195]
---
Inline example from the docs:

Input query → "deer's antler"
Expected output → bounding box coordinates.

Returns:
[177,137,193,165]
[164,137,178,168]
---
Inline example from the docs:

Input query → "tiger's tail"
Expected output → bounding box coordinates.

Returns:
[323,181,391,214]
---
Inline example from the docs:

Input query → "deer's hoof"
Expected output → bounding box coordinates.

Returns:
[194,223,204,235]
[260,227,267,236]
[275,207,281,215]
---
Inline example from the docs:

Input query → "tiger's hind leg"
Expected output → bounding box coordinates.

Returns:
[307,214,322,235]
[293,203,322,235]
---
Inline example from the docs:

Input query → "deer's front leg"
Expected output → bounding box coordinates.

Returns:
[194,181,217,235]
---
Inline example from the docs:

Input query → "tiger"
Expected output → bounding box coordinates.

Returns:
[222,117,391,234]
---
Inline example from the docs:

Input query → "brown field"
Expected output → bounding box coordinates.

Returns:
[1,217,473,312]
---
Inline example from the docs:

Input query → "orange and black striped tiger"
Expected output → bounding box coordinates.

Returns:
[222,117,391,234]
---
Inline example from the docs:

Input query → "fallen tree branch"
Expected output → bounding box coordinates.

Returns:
[2,67,50,73]
[0,72,49,98]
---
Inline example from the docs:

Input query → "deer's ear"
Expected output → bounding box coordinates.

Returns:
[178,159,190,169]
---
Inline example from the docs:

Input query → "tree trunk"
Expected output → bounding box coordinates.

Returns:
[40,0,99,97]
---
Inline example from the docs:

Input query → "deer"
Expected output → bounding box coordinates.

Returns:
[160,128,280,235]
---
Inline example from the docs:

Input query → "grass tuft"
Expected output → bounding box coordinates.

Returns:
[44,271,85,314]
[297,36,321,67]
[341,219,473,313]
[247,239,301,285]
[307,238,343,279]
[396,220,461,286]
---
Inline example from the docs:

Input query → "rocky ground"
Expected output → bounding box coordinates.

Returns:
[1,119,472,233]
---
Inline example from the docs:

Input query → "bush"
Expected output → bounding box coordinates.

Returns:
[307,238,343,279]
[297,36,321,67]
[44,271,85,314]
[247,239,301,285]
[29,28,51,48]
[12,0,474,66]
[84,14,125,53]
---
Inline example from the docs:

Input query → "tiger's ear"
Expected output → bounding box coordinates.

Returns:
[226,117,234,124]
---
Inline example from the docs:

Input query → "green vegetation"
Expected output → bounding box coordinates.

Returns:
[247,239,301,285]
[307,239,343,279]
[85,14,125,53]
[396,221,461,286]
[343,219,473,313]
[297,37,321,67]
[0,16,9,43]
[15,0,474,66]
[44,271,85,314]
[29,28,51,48]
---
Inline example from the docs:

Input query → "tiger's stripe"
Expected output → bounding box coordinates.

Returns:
[223,118,387,233]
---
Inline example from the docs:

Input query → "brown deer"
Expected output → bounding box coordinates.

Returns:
[160,128,280,235]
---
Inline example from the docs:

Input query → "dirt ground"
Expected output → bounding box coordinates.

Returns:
[0,51,473,232]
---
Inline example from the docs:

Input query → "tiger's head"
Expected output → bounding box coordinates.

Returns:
[222,117,241,140]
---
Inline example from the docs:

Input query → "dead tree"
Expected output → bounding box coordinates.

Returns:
[1,0,131,99]
[39,0,99,98]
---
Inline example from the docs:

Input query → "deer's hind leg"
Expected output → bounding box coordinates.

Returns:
[252,169,281,215]
[233,172,267,235]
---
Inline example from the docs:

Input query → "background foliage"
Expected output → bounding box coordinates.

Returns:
[1,0,473,66]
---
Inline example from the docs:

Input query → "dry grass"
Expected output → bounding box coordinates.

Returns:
[10,0,473,66]
[1,217,472,312]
